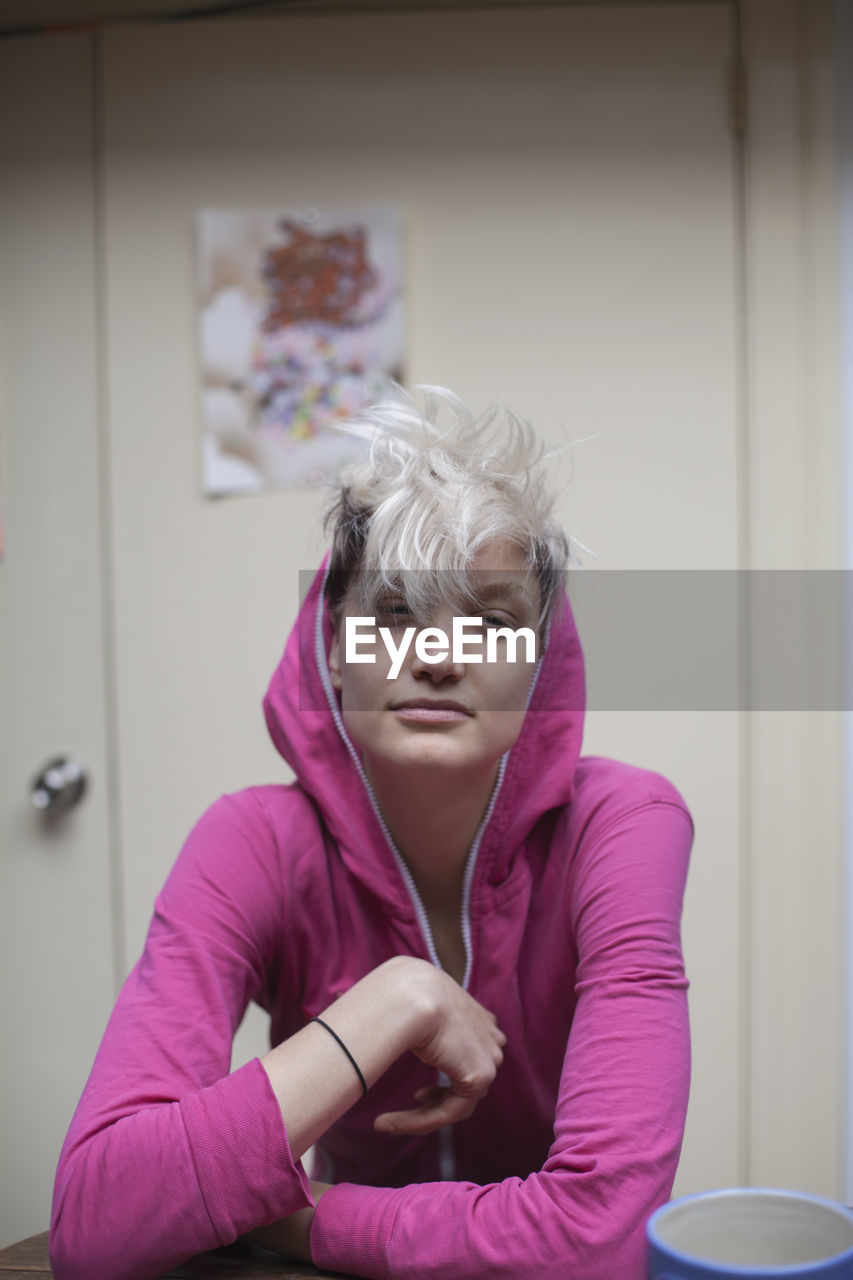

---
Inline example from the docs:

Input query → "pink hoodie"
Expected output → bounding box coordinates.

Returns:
[50,564,692,1280]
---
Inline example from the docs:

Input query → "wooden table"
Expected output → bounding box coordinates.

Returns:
[0,1233,352,1279]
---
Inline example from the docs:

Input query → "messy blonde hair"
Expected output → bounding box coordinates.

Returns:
[324,385,569,627]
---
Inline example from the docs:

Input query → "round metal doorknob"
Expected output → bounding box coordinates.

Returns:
[30,756,87,815]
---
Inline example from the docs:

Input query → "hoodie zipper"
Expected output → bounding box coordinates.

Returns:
[313,577,544,1177]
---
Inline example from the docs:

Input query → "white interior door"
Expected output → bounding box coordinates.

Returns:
[0,35,117,1246]
[99,3,742,1196]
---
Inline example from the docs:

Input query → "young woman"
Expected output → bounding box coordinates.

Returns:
[50,388,692,1280]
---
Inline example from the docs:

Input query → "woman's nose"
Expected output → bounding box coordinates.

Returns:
[409,616,466,682]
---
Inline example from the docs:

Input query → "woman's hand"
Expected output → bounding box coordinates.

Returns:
[374,960,506,1136]
[241,1181,331,1261]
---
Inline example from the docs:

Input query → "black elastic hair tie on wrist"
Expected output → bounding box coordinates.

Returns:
[311,1016,368,1097]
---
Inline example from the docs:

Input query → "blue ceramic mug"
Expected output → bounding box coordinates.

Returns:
[647,1188,853,1279]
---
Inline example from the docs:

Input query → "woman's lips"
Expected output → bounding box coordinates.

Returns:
[391,700,472,722]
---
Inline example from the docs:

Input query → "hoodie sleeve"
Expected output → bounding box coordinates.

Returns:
[49,791,313,1280]
[309,792,693,1280]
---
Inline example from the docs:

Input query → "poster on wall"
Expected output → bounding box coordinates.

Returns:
[196,205,404,495]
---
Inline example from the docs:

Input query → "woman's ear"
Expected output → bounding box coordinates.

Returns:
[328,625,343,691]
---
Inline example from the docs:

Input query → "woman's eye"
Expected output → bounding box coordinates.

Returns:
[377,600,412,622]
[482,612,511,628]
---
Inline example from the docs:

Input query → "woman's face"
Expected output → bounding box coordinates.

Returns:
[328,540,541,781]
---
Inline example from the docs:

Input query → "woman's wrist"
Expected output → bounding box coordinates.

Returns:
[259,956,442,1157]
[368,955,444,1050]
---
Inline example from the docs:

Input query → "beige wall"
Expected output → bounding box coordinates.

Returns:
[838,0,853,1208]
[741,0,843,1194]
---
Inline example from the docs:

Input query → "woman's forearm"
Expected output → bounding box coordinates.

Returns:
[259,956,429,1158]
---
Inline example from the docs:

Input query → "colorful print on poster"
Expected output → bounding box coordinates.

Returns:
[197,206,404,494]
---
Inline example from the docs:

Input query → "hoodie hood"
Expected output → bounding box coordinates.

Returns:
[263,558,586,908]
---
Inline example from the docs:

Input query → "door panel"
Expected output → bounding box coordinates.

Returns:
[0,34,117,1246]
[100,4,741,1195]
